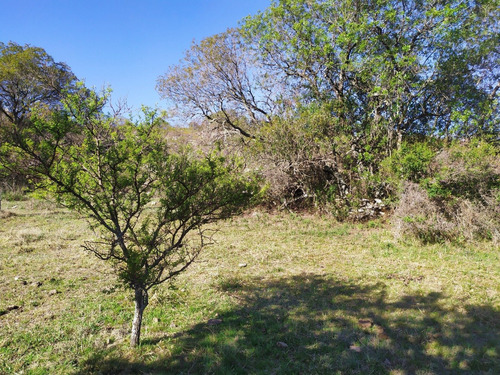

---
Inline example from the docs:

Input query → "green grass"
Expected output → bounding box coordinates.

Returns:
[0,200,499,374]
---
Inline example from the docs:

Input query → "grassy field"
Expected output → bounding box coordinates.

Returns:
[0,199,499,374]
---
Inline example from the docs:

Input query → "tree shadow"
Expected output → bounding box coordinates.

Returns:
[76,274,499,374]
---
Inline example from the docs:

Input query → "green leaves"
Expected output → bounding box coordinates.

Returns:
[2,82,263,311]
[0,42,76,122]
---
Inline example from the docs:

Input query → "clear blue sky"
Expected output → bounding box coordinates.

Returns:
[1,0,271,112]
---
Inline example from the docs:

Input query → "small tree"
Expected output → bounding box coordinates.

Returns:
[1,87,260,346]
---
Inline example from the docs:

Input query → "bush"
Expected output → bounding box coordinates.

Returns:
[393,182,455,243]
[251,106,341,209]
[422,140,499,200]
[391,139,500,243]
[381,141,437,187]
[394,182,500,244]
[456,193,500,243]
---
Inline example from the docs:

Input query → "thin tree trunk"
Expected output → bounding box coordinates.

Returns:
[396,128,403,151]
[130,286,148,347]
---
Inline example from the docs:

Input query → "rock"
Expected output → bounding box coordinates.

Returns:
[7,305,20,311]
[349,345,362,352]
[238,263,247,268]
[276,341,288,348]
[31,281,42,287]
[48,289,58,296]
[15,276,27,285]
[207,318,223,326]
[153,317,160,323]
[375,325,389,340]
[358,318,373,329]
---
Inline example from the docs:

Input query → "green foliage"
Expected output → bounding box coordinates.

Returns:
[243,0,498,141]
[0,42,76,122]
[422,140,500,200]
[0,42,77,193]
[382,141,437,185]
[1,83,261,346]
[33,89,259,288]
[160,0,499,213]
[393,141,500,243]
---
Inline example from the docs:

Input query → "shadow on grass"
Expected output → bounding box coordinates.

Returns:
[77,275,499,374]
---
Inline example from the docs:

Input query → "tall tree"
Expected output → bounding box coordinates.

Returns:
[159,0,498,207]
[0,42,77,192]
[157,28,283,139]
[0,42,77,124]
[242,0,499,145]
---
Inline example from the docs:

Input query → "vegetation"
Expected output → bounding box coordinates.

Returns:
[0,199,499,374]
[158,0,499,214]
[1,0,499,372]
[0,41,77,199]
[391,140,500,244]
[0,47,260,347]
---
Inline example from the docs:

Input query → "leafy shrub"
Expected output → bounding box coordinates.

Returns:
[381,141,437,185]
[394,142,500,245]
[252,105,340,209]
[251,104,391,216]
[394,182,500,244]
[422,140,499,200]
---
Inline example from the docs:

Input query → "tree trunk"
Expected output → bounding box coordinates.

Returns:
[396,128,403,151]
[130,286,148,347]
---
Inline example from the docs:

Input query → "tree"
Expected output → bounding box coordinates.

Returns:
[156,28,282,139]
[0,42,77,124]
[0,83,260,346]
[159,0,499,210]
[0,42,77,193]
[243,0,499,145]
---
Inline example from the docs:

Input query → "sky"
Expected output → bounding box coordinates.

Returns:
[1,0,271,112]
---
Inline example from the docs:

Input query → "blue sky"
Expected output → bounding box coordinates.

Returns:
[1,0,271,112]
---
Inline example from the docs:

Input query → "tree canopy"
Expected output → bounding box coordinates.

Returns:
[158,0,499,210]
[0,42,77,124]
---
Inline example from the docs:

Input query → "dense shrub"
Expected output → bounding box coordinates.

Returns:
[382,141,437,183]
[394,182,499,244]
[393,140,500,243]
[422,140,499,200]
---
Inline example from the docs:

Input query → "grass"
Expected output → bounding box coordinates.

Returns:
[0,200,499,374]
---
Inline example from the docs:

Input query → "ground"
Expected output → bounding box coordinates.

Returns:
[0,199,499,374]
